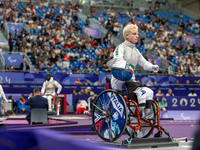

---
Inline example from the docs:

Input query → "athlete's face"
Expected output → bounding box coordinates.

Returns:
[126,28,139,44]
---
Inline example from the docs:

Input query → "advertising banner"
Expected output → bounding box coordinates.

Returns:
[85,27,100,38]
[3,54,23,67]
[7,23,24,34]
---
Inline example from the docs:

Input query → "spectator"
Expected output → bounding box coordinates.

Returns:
[8,33,14,52]
[153,81,158,86]
[73,89,79,95]
[82,79,90,85]
[74,78,82,85]
[154,97,159,103]
[166,89,174,96]
[188,90,197,96]
[158,97,168,111]
[193,80,199,86]
[63,58,70,69]
[56,58,63,69]
[146,79,154,86]
[75,99,88,114]
[185,80,191,86]
[8,65,15,72]
[155,89,164,96]
[86,87,94,95]
[94,81,101,86]
[20,58,30,71]
[174,79,180,86]
[85,16,90,26]
[17,94,29,113]
[78,88,85,95]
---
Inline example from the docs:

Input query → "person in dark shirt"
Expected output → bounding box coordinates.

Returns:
[8,33,14,52]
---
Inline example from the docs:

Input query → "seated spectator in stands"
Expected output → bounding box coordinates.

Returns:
[78,88,85,95]
[75,99,88,114]
[146,79,154,86]
[85,39,92,50]
[50,53,58,64]
[155,89,164,96]
[188,90,197,96]
[63,52,70,61]
[72,67,80,74]
[158,97,167,111]
[73,89,79,95]
[96,60,104,69]
[63,58,70,69]
[153,81,158,86]
[67,69,72,74]
[193,80,199,86]
[95,45,102,55]
[68,49,75,62]
[8,65,15,72]
[74,78,82,85]
[56,58,63,69]
[74,50,79,59]
[86,87,94,95]
[166,89,174,96]
[8,95,17,112]
[82,79,90,86]
[94,69,99,75]
[46,60,53,70]
[36,53,43,65]
[176,64,182,76]
[17,94,29,113]
[94,81,101,86]
[88,65,95,73]
[174,79,181,86]
[185,80,191,86]
[98,14,103,23]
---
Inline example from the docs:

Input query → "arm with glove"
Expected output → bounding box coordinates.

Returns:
[137,50,159,72]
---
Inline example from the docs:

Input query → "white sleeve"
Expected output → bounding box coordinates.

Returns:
[82,100,88,108]
[137,49,154,71]
[41,82,46,95]
[0,85,7,101]
[54,81,62,94]
[113,45,124,59]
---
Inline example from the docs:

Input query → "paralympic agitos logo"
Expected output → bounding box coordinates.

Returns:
[111,94,124,117]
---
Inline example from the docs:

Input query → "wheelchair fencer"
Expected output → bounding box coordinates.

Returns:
[91,58,170,142]
[41,74,62,112]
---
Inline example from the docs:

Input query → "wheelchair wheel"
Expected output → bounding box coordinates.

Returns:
[125,102,157,138]
[92,89,128,142]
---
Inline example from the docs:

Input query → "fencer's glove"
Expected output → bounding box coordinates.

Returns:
[152,65,159,72]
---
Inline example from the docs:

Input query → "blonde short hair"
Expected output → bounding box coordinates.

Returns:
[123,24,138,40]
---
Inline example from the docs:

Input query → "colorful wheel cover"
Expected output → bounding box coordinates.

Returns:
[93,90,127,142]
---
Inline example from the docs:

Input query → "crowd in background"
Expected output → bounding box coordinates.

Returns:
[0,0,200,77]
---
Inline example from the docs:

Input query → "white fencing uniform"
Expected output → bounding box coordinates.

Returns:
[41,77,62,111]
[134,87,154,105]
[111,40,158,91]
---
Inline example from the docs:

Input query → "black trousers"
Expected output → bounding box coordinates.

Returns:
[9,44,13,52]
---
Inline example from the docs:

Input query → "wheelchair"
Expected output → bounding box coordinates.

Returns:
[92,89,169,142]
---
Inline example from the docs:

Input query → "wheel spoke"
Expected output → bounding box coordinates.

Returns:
[92,103,103,112]
[106,118,113,142]
[106,92,113,111]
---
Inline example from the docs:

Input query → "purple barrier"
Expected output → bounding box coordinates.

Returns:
[0,129,109,150]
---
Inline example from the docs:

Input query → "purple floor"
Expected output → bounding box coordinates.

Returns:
[3,114,199,142]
